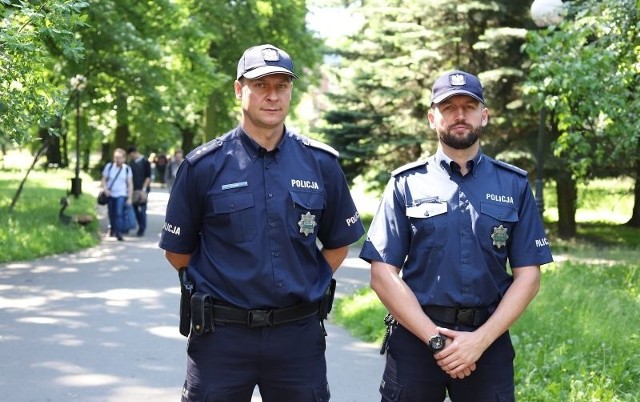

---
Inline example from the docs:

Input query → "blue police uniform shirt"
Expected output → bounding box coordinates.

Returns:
[360,148,553,308]
[159,126,365,309]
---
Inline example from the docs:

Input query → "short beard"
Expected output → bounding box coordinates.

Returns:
[438,124,482,150]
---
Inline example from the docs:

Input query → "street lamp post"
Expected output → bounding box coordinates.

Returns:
[530,0,565,217]
[69,75,87,198]
[534,107,547,216]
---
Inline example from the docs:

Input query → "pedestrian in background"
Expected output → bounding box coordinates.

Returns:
[127,145,151,237]
[159,44,364,402]
[148,152,157,182]
[155,152,168,185]
[164,149,184,193]
[360,70,553,402]
[100,148,132,241]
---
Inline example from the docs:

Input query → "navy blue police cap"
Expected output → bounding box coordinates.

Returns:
[236,44,298,80]
[431,70,484,105]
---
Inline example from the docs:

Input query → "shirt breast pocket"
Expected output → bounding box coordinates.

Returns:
[478,202,519,252]
[210,192,257,243]
[289,191,325,239]
[407,202,448,248]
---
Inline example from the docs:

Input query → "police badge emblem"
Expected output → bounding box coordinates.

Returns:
[262,48,279,62]
[298,211,317,236]
[491,225,509,248]
[450,73,466,86]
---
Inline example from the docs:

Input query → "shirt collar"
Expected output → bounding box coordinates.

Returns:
[237,126,285,162]
[435,147,483,177]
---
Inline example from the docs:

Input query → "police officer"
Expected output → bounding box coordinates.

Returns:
[360,70,553,402]
[159,44,364,402]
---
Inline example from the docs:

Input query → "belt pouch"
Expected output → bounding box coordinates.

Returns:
[190,292,214,335]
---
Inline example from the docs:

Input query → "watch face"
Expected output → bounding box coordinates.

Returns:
[430,335,445,351]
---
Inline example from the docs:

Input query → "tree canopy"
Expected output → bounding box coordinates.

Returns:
[525,0,639,179]
[1,0,324,159]
[1,0,88,145]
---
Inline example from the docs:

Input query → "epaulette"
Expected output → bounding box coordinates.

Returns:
[391,159,428,177]
[186,138,223,164]
[299,136,339,157]
[491,159,528,176]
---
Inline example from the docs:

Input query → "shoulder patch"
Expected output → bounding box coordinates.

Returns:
[299,136,339,157]
[391,159,428,177]
[186,138,223,164]
[491,159,528,176]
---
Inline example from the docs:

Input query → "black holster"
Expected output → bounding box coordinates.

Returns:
[319,278,337,320]
[190,292,215,335]
[178,268,194,337]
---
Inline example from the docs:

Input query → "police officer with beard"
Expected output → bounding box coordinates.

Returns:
[360,70,553,402]
[159,44,364,401]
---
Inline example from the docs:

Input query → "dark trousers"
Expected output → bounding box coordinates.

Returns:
[380,325,515,402]
[107,196,126,235]
[132,202,146,234]
[181,315,330,402]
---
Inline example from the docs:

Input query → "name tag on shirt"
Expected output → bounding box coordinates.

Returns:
[406,202,447,218]
[221,181,248,190]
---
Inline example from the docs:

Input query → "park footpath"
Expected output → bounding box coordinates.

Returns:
[0,184,385,402]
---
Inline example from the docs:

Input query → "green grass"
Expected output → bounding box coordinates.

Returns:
[333,177,640,401]
[513,261,640,401]
[0,169,100,263]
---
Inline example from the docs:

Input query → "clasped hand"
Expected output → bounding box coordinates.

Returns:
[432,327,485,379]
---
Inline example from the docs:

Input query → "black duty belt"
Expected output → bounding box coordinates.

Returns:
[212,302,319,328]
[423,305,492,327]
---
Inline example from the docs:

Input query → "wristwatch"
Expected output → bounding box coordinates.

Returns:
[427,333,448,354]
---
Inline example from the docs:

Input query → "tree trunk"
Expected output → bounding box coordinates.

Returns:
[556,172,577,239]
[39,118,62,169]
[181,126,197,153]
[100,142,111,168]
[626,155,640,227]
[204,93,222,142]
[61,118,69,168]
[82,118,92,171]
[114,89,130,150]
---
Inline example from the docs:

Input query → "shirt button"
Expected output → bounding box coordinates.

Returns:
[230,203,236,209]
[270,222,275,227]
[268,193,273,198]
[277,282,284,288]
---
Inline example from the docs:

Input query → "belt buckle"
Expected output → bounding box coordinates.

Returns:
[456,308,475,326]
[247,309,273,327]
